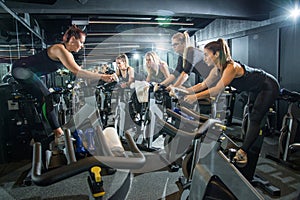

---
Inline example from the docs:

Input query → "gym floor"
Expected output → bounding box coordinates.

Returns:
[0,121,300,200]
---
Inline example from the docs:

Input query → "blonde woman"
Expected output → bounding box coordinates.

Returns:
[145,51,170,83]
[115,53,134,88]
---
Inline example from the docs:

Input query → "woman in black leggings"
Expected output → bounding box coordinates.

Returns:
[184,38,280,166]
[12,25,114,144]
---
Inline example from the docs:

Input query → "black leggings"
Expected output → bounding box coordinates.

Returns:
[11,67,60,130]
[241,74,280,151]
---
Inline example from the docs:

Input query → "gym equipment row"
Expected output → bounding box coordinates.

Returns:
[2,73,298,199]
[266,88,300,170]
[30,81,147,199]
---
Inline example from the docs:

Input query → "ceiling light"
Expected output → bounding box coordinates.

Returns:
[289,7,300,19]
[96,16,152,21]
[133,53,140,60]
[155,17,179,21]
[71,19,89,25]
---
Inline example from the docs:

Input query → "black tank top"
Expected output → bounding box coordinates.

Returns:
[12,49,65,76]
[230,61,267,92]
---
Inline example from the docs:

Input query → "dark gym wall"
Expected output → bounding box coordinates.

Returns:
[231,36,249,64]
[248,29,279,76]
[277,23,300,125]
[231,29,279,120]
[279,23,300,91]
[231,29,279,78]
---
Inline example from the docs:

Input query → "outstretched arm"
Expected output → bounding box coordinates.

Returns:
[160,74,176,86]
[184,64,236,103]
[172,71,189,87]
[186,67,220,94]
[50,44,114,82]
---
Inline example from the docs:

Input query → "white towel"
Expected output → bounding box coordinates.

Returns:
[134,80,150,103]
[103,127,125,157]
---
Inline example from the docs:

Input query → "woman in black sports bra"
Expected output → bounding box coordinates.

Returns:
[184,38,280,167]
[11,25,114,144]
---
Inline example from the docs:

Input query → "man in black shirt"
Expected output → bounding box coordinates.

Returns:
[160,32,217,89]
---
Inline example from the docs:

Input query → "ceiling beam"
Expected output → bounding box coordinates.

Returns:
[0,0,44,42]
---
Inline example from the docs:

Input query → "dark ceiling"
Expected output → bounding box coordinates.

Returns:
[0,0,286,65]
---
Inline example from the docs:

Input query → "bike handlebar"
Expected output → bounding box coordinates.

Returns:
[280,88,300,102]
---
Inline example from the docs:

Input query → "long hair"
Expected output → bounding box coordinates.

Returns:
[62,24,86,42]
[204,38,233,71]
[116,53,130,68]
[145,51,161,76]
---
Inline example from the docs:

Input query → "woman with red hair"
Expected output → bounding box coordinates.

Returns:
[12,25,114,144]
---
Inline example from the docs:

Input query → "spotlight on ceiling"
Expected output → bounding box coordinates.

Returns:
[289,6,300,19]
[72,19,89,26]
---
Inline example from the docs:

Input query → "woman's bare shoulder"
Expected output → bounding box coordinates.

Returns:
[47,44,65,60]
[232,61,244,77]
[161,61,168,68]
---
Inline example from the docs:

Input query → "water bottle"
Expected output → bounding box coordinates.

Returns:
[85,128,96,153]
[73,129,88,154]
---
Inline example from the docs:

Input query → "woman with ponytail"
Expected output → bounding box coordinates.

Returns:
[115,53,135,88]
[184,38,280,166]
[11,25,114,144]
